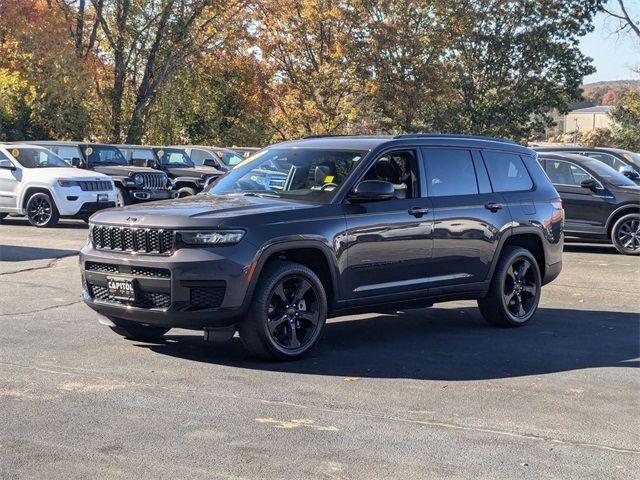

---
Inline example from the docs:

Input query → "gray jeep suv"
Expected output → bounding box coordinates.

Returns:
[80,135,564,360]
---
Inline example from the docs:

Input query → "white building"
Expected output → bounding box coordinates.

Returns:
[564,106,612,133]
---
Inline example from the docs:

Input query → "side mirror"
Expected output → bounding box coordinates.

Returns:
[0,159,16,170]
[580,177,597,192]
[203,158,217,168]
[71,157,82,167]
[619,166,639,179]
[145,159,159,169]
[348,180,395,202]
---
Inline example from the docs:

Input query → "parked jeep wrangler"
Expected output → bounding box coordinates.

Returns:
[116,145,224,196]
[26,141,177,206]
[80,135,563,360]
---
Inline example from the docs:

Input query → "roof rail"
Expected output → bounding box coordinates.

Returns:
[301,134,359,139]
[393,133,517,144]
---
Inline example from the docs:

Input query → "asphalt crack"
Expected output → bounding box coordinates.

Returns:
[0,300,82,317]
[0,254,77,276]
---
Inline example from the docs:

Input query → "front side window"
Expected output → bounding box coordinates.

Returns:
[483,151,533,192]
[216,150,244,167]
[210,148,365,203]
[85,145,128,166]
[362,151,418,199]
[544,160,595,187]
[422,148,478,197]
[9,148,69,168]
[153,148,195,168]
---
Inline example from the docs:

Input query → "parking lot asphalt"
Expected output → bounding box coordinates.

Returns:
[0,216,639,479]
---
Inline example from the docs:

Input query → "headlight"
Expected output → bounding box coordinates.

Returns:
[178,230,245,246]
[134,174,144,185]
[58,179,80,187]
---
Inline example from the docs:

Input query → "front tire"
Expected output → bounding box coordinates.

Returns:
[239,261,327,360]
[107,318,169,341]
[0,213,7,222]
[478,246,541,327]
[178,187,196,197]
[611,213,640,255]
[115,188,130,207]
[26,192,59,227]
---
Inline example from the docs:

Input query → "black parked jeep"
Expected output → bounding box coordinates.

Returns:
[27,141,177,206]
[80,135,563,360]
[117,145,224,196]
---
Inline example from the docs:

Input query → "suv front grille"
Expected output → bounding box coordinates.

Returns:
[91,226,174,254]
[139,173,167,190]
[80,180,112,191]
[86,261,170,278]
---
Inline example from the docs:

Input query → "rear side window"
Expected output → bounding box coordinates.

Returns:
[483,151,533,192]
[422,148,478,197]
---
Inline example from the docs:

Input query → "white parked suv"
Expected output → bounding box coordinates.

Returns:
[0,144,117,227]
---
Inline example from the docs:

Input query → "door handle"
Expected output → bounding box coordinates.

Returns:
[408,206,430,217]
[484,202,505,212]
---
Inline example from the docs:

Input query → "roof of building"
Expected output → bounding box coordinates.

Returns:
[568,106,612,114]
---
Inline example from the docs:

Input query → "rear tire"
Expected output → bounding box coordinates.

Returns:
[26,192,59,227]
[0,213,7,222]
[239,261,327,361]
[108,318,169,341]
[611,213,640,255]
[478,246,541,327]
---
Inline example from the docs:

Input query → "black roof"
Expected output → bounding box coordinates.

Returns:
[19,140,117,148]
[534,145,635,156]
[270,134,532,155]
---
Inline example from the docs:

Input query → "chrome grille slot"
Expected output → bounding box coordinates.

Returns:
[79,181,112,191]
[91,225,174,254]
[139,173,166,190]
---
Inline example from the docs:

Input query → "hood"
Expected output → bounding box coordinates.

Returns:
[614,184,640,194]
[92,165,162,177]
[90,193,316,229]
[37,168,110,180]
[166,166,223,179]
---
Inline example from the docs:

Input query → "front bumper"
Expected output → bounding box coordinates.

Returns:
[128,189,179,202]
[79,242,256,329]
[54,189,118,216]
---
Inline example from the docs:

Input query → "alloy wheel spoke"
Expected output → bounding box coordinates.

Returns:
[516,260,530,282]
[516,295,525,316]
[506,265,516,282]
[268,314,288,335]
[272,284,288,305]
[504,289,516,304]
[299,310,319,326]
[291,279,312,305]
[522,283,537,295]
[288,323,300,348]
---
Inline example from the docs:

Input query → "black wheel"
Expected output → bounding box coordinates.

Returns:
[115,188,130,207]
[107,318,169,341]
[178,187,196,197]
[478,246,541,327]
[81,216,90,224]
[612,213,640,255]
[239,261,327,360]
[26,192,59,227]
[0,213,7,222]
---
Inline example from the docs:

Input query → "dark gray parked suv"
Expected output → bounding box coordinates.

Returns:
[80,135,564,360]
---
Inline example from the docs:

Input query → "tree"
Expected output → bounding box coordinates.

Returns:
[604,0,640,41]
[609,90,640,150]
[253,0,368,139]
[432,0,601,141]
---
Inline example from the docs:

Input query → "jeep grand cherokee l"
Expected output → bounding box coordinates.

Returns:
[25,141,178,205]
[80,135,563,360]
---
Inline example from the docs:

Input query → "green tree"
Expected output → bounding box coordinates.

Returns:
[610,90,640,150]
[433,0,602,141]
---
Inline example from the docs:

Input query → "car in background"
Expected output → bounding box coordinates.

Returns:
[24,141,176,206]
[0,144,116,227]
[538,152,640,255]
[230,146,260,158]
[117,145,224,197]
[535,146,640,184]
[177,145,246,172]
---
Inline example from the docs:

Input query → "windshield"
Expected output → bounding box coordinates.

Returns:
[85,145,128,166]
[154,148,195,168]
[209,148,365,203]
[216,150,244,167]
[587,159,638,187]
[10,147,69,168]
[623,151,640,167]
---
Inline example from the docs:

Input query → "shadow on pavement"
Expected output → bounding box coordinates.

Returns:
[563,242,618,255]
[143,306,639,381]
[0,217,87,229]
[0,244,78,262]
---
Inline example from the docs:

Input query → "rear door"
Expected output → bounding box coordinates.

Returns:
[541,158,610,234]
[421,147,512,287]
[0,149,20,210]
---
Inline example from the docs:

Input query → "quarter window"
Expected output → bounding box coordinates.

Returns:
[483,151,533,192]
[422,148,478,197]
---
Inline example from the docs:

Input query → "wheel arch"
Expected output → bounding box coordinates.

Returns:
[244,240,340,312]
[20,186,55,212]
[605,204,640,240]
[488,228,547,284]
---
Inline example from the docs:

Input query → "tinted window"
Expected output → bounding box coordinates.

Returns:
[544,160,594,187]
[55,146,82,161]
[483,151,533,192]
[85,145,128,166]
[153,148,195,168]
[10,148,69,168]
[422,148,478,197]
[131,149,155,161]
[583,152,626,171]
[190,149,212,165]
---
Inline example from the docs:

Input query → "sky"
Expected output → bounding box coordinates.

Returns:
[580,9,639,84]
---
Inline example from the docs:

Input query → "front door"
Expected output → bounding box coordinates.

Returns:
[542,158,610,235]
[343,149,434,298]
[0,151,20,211]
